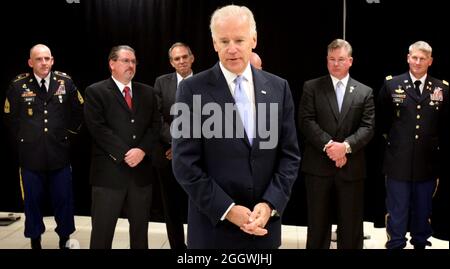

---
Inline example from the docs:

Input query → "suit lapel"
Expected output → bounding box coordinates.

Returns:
[402,74,420,103]
[131,82,140,114]
[324,77,340,121]
[338,78,356,124]
[169,72,178,103]
[252,67,271,151]
[108,78,132,112]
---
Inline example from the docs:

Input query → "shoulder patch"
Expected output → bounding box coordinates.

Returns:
[385,75,393,81]
[13,73,30,82]
[77,90,84,104]
[54,70,71,79]
[443,80,448,86]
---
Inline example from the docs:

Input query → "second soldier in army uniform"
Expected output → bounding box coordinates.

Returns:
[378,41,448,249]
[3,44,83,249]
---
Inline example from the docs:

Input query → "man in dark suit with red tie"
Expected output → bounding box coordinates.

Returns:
[84,45,161,249]
[172,5,300,249]
[152,42,194,249]
[298,39,375,249]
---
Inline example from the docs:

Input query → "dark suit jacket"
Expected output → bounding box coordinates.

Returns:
[378,72,449,181]
[298,75,375,180]
[172,63,300,248]
[153,72,177,168]
[84,78,160,189]
[4,71,83,171]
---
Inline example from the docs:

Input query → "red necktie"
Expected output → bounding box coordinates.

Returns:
[123,86,132,109]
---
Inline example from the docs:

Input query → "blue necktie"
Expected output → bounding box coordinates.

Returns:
[336,81,345,112]
[234,75,254,145]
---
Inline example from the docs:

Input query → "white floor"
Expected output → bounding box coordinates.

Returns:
[0,213,448,249]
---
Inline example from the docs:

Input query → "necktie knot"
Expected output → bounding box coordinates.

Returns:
[123,86,132,109]
[414,80,422,96]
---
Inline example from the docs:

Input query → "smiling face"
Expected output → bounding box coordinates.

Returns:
[212,16,256,75]
[28,45,54,79]
[407,48,432,78]
[327,47,353,80]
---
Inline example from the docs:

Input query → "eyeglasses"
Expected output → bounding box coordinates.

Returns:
[116,58,138,65]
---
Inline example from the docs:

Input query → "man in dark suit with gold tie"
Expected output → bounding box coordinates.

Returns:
[84,45,160,249]
[298,39,375,249]
[152,42,194,249]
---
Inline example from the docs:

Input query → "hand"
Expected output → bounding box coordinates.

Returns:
[326,142,346,161]
[165,148,172,160]
[335,155,347,168]
[225,205,252,228]
[124,148,146,167]
[241,202,270,236]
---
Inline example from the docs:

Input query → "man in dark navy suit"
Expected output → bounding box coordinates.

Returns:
[378,41,449,249]
[172,5,300,249]
[153,42,194,249]
[4,44,83,249]
[84,45,160,249]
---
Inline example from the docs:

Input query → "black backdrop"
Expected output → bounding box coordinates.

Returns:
[1,0,448,240]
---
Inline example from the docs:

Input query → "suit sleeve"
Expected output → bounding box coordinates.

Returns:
[377,80,393,139]
[137,89,161,155]
[84,85,129,163]
[4,82,20,147]
[344,87,375,153]
[154,78,171,144]
[262,80,301,215]
[172,80,234,225]
[298,81,333,151]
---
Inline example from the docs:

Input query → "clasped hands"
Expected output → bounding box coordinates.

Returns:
[226,203,272,236]
[124,148,146,167]
[324,141,347,168]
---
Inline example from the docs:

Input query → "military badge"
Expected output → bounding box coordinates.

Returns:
[4,98,10,114]
[28,107,33,116]
[349,86,355,93]
[395,88,404,94]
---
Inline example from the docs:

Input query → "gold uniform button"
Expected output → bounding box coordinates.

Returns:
[416,125,420,129]
[132,135,136,139]
[44,119,48,123]
[131,119,135,123]
[44,110,48,114]
[417,105,421,109]
[44,128,48,132]
[415,134,419,139]
[416,115,420,119]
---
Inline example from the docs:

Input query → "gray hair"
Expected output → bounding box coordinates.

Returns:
[210,5,257,39]
[108,45,136,62]
[168,42,193,59]
[409,41,432,56]
[327,39,352,57]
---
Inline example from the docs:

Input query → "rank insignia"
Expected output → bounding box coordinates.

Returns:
[28,107,33,116]
[395,88,404,93]
[4,98,10,113]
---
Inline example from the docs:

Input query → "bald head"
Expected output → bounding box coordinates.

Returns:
[250,52,262,70]
[28,44,54,79]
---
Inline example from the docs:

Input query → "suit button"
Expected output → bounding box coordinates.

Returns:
[44,110,48,114]
[415,134,419,139]
[416,115,420,119]
[20,139,24,142]
[132,135,136,139]
[44,128,48,132]
[417,105,421,109]
[416,125,420,129]
[44,102,47,106]
[131,119,135,123]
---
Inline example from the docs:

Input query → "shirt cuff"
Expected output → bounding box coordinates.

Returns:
[220,202,235,221]
[323,140,333,152]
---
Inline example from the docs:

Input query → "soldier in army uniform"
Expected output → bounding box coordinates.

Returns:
[378,41,448,249]
[3,44,83,249]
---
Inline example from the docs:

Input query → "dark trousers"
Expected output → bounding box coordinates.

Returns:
[385,178,436,249]
[90,181,152,249]
[305,173,364,249]
[156,161,187,249]
[21,166,75,239]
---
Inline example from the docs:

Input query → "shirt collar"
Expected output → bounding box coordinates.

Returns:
[409,72,427,85]
[330,74,350,89]
[219,62,253,86]
[111,76,132,92]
